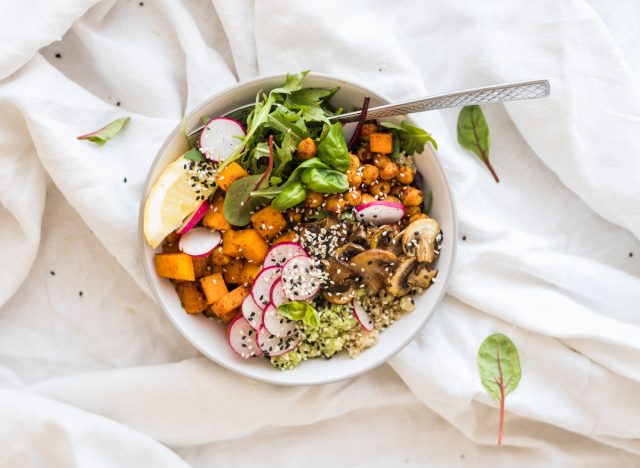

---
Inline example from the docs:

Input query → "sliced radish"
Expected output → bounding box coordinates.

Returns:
[281,255,322,301]
[354,201,405,225]
[198,117,245,163]
[227,315,262,359]
[263,303,299,338]
[257,325,301,357]
[352,299,374,332]
[176,200,210,235]
[241,294,263,330]
[251,266,282,309]
[178,227,221,258]
[263,242,308,269]
[269,278,288,308]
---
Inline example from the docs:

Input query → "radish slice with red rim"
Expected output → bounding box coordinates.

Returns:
[281,255,322,301]
[263,242,307,269]
[198,117,245,163]
[178,227,221,258]
[352,299,374,332]
[176,200,210,235]
[354,201,405,226]
[257,325,301,357]
[269,278,288,308]
[251,266,281,309]
[241,294,263,330]
[227,315,262,358]
[263,303,299,338]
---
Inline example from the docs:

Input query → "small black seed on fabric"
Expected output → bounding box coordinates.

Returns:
[55,53,61,59]
[116,101,121,107]
[462,235,467,241]
[123,177,127,183]
[50,271,55,276]
[630,252,634,258]
[79,291,83,297]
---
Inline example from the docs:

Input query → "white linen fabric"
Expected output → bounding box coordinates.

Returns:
[1,0,640,466]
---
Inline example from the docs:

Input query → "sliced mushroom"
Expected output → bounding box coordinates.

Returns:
[367,225,396,249]
[402,218,441,263]
[334,243,365,262]
[350,249,399,294]
[348,225,369,248]
[322,286,356,304]
[387,256,437,296]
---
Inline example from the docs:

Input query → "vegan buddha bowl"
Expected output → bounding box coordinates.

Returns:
[140,72,456,385]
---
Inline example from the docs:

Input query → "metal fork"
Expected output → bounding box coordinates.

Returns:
[188,78,550,137]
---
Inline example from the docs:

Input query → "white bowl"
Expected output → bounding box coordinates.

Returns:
[139,73,457,386]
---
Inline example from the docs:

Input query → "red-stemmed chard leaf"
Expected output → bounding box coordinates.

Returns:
[477,333,522,446]
[347,96,370,151]
[77,117,130,146]
[457,105,499,183]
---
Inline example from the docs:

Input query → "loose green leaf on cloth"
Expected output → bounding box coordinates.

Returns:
[457,105,499,183]
[77,117,130,146]
[477,333,522,446]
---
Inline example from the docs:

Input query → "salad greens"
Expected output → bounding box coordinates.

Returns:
[457,105,499,183]
[272,181,307,211]
[478,333,522,446]
[300,167,349,193]
[77,117,130,146]
[278,301,320,329]
[380,120,437,155]
[317,122,351,171]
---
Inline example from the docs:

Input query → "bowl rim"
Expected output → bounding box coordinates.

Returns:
[138,72,458,386]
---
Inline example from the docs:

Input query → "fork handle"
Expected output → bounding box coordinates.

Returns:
[330,79,550,123]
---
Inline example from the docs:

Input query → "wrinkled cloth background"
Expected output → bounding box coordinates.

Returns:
[1,0,640,466]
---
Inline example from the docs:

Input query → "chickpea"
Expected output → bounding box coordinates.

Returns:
[325,195,347,214]
[356,146,373,163]
[285,209,303,223]
[385,195,401,205]
[360,123,379,142]
[361,164,379,185]
[409,213,429,223]
[361,193,375,204]
[211,247,231,266]
[396,166,414,185]
[372,154,391,169]
[369,181,391,197]
[306,191,323,208]
[404,206,421,217]
[344,190,362,206]
[349,154,360,172]
[297,137,317,160]
[390,184,407,198]
[379,162,399,180]
[347,170,363,188]
[401,187,423,207]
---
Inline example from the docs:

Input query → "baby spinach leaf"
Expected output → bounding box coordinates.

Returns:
[77,117,130,146]
[317,122,350,171]
[183,148,205,162]
[252,158,330,198]
[478,333,522,446]
[380,120,437,154]
[272,181,307,211]
[457,105,499,183]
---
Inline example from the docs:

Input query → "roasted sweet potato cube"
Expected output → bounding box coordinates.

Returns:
[233,229,269,263]
[221,230,242,258]
[215,162,248,191]
[192,256,210,279]
[199,273,228,304]
[272,230,298,245]
[223,258,244,284]
[205,306,239,323]
[238,262,261,286]
[155,253,195,281]
[203,192,232,231]
[211,286,250,319]
[210,246,231,266]
[175,282,208,314]
[369,133,393,154]
[250,205,287,240]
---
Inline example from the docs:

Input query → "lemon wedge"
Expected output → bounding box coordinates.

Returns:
[143,156,214,248]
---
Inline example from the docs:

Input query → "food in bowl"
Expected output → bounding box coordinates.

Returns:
[143,71,442,370]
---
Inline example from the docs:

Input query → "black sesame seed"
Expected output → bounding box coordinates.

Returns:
[50,271,55,276]
[462,235,467,241]
[79,291,83,297]
[630,252,634,258]
[116,101,121,107]
[139,1,144,5]
[55,53,61,59]
[123,177,127,183]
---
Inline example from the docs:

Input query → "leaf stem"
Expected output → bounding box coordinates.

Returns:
[497,345,505,446]
[485,159,500,183]
[469,110,499,183]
